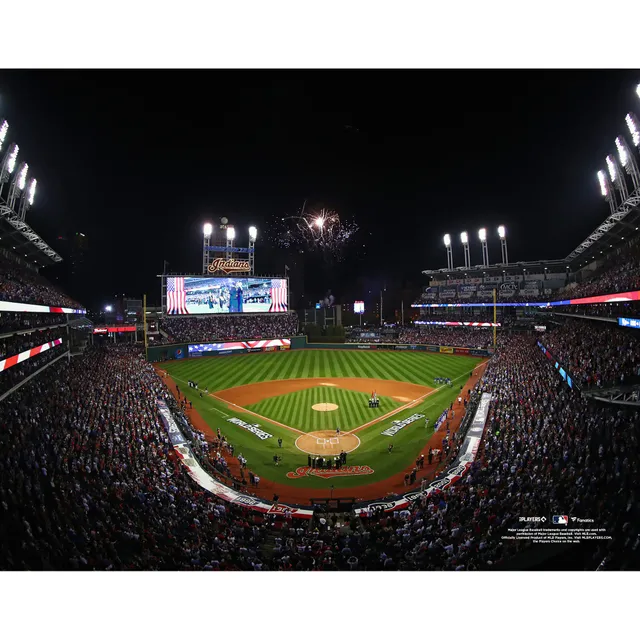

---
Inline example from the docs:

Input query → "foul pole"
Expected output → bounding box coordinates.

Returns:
[493,289,497,348]
[143,294,148,360]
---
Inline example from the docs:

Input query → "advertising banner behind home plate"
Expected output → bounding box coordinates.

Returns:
[155,400,313,519]
[354,392,492,516]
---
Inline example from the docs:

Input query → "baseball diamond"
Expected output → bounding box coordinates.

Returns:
[159,348,482,492]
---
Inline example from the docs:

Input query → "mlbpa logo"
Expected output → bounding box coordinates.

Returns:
[553,515,568,525]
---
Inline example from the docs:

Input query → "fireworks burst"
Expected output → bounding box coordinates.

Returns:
[269,205,359,263]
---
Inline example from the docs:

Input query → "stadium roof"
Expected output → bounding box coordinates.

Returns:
[0,203,62,266]
[421,259,570,278]
[565,201,640,268]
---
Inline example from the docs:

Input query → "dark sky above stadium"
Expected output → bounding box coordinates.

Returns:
[1,70,639,311]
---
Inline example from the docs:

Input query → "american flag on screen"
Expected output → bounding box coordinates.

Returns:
[167,277,189,315]
[268,279,288,312]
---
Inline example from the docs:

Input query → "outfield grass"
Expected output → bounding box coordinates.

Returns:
[161,350,481,490]
[246,387,403,433]
[162,349,475,391]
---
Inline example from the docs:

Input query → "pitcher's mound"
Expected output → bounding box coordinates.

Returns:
[295,430,361,455]
[312,402,339,412]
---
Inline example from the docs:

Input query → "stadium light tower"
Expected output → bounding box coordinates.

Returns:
[226,225,235,260]
[615,135,640,191]
[7,161,28,210]
[202,222,213,275]
[626,113,640,148]
[443,233,453,270]
[478,227,489,267]
[0,142,18,200]
[248,226,257,275]
[0,120,8,153]
[498,225,509,265]
[597,169,617,214]
[18,176,37,221]
[460,231,470,269]
[606,154,629,201]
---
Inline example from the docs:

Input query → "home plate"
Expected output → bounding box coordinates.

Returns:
[312,403,339,412]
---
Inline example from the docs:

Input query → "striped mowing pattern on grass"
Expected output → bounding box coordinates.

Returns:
[162,350,477,393]
[246,387,403,433]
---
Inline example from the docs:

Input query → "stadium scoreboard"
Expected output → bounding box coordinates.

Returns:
[164,275,288,315]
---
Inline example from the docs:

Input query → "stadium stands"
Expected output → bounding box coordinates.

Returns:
[539,317,640,388]
[397,327,495,348]
[159,312,299,344]
[349,335,639,570]
[0,254,82,309]
[1,327,638,570]
[0,345,272,570]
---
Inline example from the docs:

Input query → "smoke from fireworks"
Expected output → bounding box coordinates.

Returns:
[269,205,359,263]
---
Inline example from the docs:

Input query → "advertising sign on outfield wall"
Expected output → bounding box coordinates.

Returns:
[439,346,454,354]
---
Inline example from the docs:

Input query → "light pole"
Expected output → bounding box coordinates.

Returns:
[248,225,257,275]
[478,228,489,267]
[444,233,453,270]
[460,231,470,269]
[202,222,213,275]
[226,226,235,260]
[498,225,508,265]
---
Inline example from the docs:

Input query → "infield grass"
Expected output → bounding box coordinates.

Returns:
[246,387,403,433]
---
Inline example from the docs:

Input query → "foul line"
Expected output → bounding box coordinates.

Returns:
[346,361,486,435]
[209,393,307,436]
[169,373,305,435]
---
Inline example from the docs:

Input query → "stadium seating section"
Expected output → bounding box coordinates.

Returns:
[0,253,82,310]
[159,312,299,344]
[0,316,639,570]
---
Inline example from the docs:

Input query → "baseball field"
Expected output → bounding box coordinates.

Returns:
[159,349,482,491]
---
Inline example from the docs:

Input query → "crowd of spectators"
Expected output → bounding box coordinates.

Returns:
[159,312,299,344]
[539,318,640,388]
[0,255,82,310]
[1,328,638,570]
[0,312,66,334]
[0,345,274,570]
[0,327,66,362]
[347,335,639,570]
[397,327,495,348]
[551,238,640,302]
[0,342,65,396]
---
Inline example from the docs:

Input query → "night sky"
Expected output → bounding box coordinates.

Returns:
[1,70,639,313]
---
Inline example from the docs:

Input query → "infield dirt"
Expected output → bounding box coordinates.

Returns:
[215,377,432,406]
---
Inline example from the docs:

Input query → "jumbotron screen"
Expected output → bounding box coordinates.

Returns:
[166,276,288,315]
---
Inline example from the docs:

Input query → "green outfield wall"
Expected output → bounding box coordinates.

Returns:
[146,335,491,362]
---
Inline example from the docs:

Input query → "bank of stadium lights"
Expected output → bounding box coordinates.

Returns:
[226,226,236,241]
[615,137,629,167]
[6,143,18,173]
[460,231,470,269]
[16,162,28,190]
[498,225,509,265]
[597,170,609,197]
[0,120,8,152]
[626,113,640,148]
[27,178,36,206]
[478,228,489,267]
[203,222,213,237]
[249,225,257,241]
[443,233,453,269]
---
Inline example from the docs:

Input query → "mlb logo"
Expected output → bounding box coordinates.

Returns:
[553,515,568,525]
